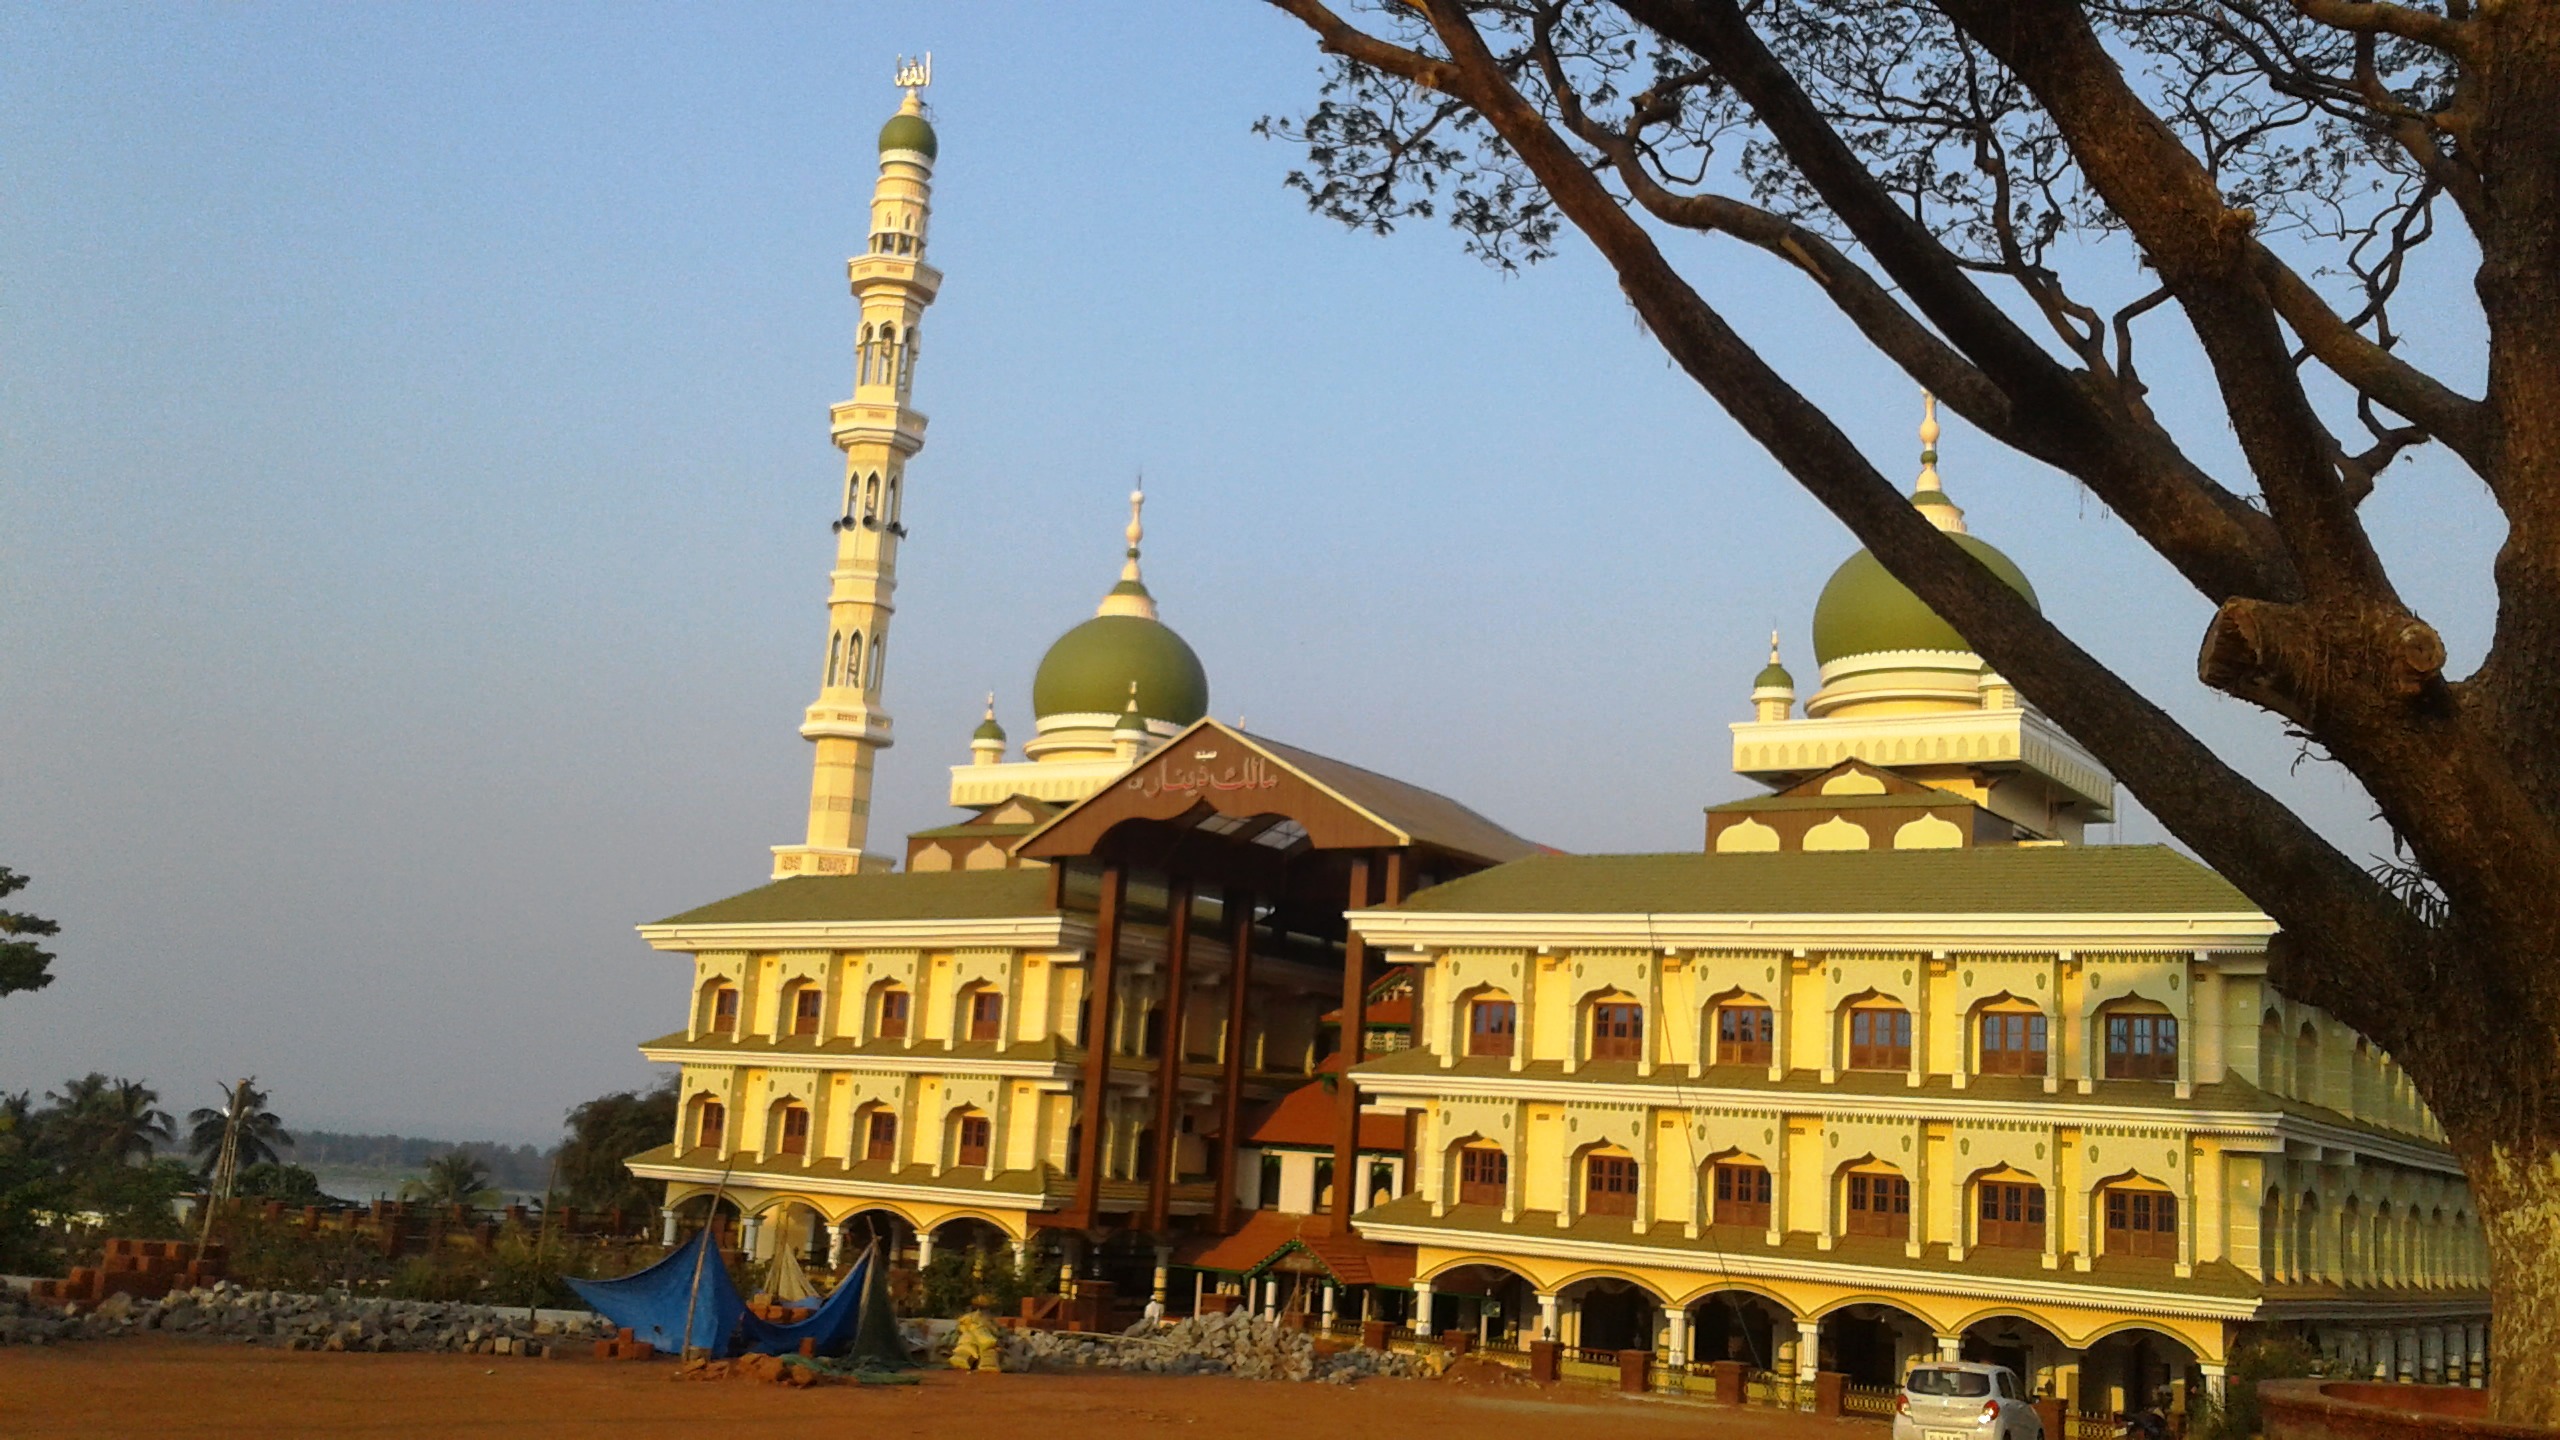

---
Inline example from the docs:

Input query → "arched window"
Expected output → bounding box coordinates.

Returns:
[964,987,1003,1043]
[1588,998,1643,1061]
[788,984,822,1037]
[1466,997,1516,1057]
[2103,1185,2179,1258]
[1844,1169,1910,1238]
[1712,1161,1772,1228]
[826,632,843,688]
[868,638,886,692]
[1976,1177,2047,1249]
[1977,1006,2048,1076]
[694,1099,725,1151]
[709,985,740,1036]
[1583,1151,1639,1216]
[1847,1006,1912,1070]
[862,1108,898,1163]
[863,473,880,522]
[2103,1005,2180,1080]
[775,1104,810,1157]
[886,475,901,524]
[875,985,910,1040]
[954,1112,991,1168]
[1457,1145,1508,1206]
[843,632,864,693]
[1716,1003,1774,1067]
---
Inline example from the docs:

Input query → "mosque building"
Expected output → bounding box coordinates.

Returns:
[621,71,2492,1406]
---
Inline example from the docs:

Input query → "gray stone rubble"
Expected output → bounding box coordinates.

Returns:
[0,1281,615,1355]
[1001,1311,1425,1385]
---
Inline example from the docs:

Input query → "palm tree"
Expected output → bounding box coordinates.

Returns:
[187,1080,290,1175]
[403,1150,496,1208]
[44,1074,170,1171]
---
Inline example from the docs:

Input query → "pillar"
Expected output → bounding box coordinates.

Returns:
[1537,1292,1559,1342]
[1412,1279,1434,1336]
[1332,852,1392,1226]
[1323,1284,1338,1328]
[1666,1307,1690,1368]
[1146,882,1194,1231]
[1152,1244,1172,1303]
[1012,1236,1032,1269]
[2467,1321,2486,1387]
[2369,1329,2394,1382]
[1073,862,1128,1221]
[915,1229,936,1268]
[2398,1326,2420,1382]
[827,1224,847,1269]
[660,1207,679,1247]
[2420,1326,2445,1384]
[1938,1335,1965,1362]
[1212,887,1254,1227]
[2199,1362,2226,1404]
[1796,1318,1822,1382]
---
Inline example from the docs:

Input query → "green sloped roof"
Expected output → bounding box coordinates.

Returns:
[1390,844,2256,916]
[650,868,1054,927]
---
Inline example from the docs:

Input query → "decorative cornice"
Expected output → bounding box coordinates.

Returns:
[1348,912,2276,955]
[635,915,1087,952]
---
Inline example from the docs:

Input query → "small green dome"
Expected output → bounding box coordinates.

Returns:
[1754,661,1795,690]
[1114,703,1150,734]
[879,111,938,159]
[1810,534,2039,664]
[973,714,1006,743]
[1032,615,1210,727]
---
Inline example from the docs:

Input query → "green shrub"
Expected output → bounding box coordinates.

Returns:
[2193,1333,2325,1440]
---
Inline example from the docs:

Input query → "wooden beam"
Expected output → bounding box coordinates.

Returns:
[1072,862,1126,1220]
[1144,880,1194,1232]
[1211,889,1254,1230]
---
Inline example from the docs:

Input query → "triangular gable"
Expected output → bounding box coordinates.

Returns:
[1016,719,1404,859]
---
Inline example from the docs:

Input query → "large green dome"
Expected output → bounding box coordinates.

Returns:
[1810,534,2039,664]
[879,111,938,159]
[1031,614,1209,726]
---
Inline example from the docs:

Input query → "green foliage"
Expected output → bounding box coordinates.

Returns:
[2193,1333,2325,1440]
[0,866,60,999]
[913,1235,1048,1319]
[0,1147,71,1275]
[218,1212,394,1294]
[233,1162,326,1203]
[40,1073,174,1176]
[188,1079,293,1177]
[387,1254,487,1303]
[72,1158,194,1240]
[403,1151,498,1208]
[554,1077,675,1215]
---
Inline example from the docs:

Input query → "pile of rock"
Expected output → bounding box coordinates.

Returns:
[1002,1310,1426,1385]
[0,1280,615,1357]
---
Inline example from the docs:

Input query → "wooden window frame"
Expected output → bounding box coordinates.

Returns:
[967,990,1003,1043]
[876,988,910,1041]
[1844,1172,1911,1238]
[1977,1010,2049,1076]
[1467,1000,1517,1058]
[1589,1002,1645,1062]
[863,1110,897,1163]
[696,1101,726,1152]
[2105,1013,2180,1081]
[1976,1180,2048,1250]
[1457,1146,1508,1207]
[956,1114,991,1169]
[2104,1187,2179,1259]
[791,987,822,1038]
[777,1105,810,1158]
[710,986,740,1036]
[1717,1005,1774,1068]
[1713,1162,1773,1229]
[1847,1007,1913,1071]
[1583,1154,1639,1217]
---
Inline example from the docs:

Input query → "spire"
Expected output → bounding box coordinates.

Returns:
[1112,681,1150,761]
[1913,392,1968,534]
[971,692,1007,765]
[1095,486,1161,620]
[1753,629,1796,721]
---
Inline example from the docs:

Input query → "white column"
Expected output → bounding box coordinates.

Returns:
[1411,1279,1434,1336]
[2421,1327,2445,1384]
[1666,1308,1690,1368]
[2370,1329,2394,1382]
[1796,1318,1823,1381]
[660,1207,679,1247]
[915,1229,936,1268]
[1938,1335,1965,1361]
[1152,1245,1172,1302]
[739,1213,764,1259]
[1012,1237,1032,1269]
[2467,1321,2486,1388]
[1323,1283,1337,1328]
[1537,1292,1560,1341]
[827,1224,847,1269]
[2199,1362,2226,1403]
[2399,1327,2420,1382]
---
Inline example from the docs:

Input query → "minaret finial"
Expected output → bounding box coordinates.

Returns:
[1769,629,1783,666]
[1096,484,1161,620]
[895,54,931,98]
[1913,391,1967,534]
[1121,484,1145,584]
[984,691,997,720]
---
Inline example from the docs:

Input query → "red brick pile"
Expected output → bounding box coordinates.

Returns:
[593,1327,658,1361]
[26,1239,227,1307]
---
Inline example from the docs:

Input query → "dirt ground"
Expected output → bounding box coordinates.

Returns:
[0,1339,1884,1440]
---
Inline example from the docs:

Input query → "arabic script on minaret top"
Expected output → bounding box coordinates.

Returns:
[896,54,932,93]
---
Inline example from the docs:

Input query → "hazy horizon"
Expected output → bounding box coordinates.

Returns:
[2,3,2500,1141]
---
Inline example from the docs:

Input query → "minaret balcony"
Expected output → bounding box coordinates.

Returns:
[847,255,941,300]
[1729,704,2114,820]
[830,400,927,454]
[802,702,894,745]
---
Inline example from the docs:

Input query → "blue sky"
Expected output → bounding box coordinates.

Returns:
[0,3,2500,1140]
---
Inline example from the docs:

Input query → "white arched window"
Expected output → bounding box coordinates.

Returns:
[845,632,865,690]
[826,632,843,687]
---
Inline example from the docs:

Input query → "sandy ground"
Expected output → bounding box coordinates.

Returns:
[0,1339,1886,1440]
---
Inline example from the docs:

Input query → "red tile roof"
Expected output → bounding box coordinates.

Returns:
[1175,1211,1417,1288]
[1243,1079,1410,1151]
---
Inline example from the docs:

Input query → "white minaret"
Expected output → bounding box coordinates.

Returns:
[774,57,943,880]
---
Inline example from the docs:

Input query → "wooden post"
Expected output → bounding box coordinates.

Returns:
[1072,863,1127,1221]
[1145,880,1193,1232]
[1211,888,1254,1229]
[1330,853,1376,1226]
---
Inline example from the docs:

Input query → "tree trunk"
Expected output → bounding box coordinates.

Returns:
[2462,1132,2560,1423]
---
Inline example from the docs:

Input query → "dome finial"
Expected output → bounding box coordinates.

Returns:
[1769,629,1783,667]
[971,692,1007,755]
[1912,391,1967,534]
[1096,484,1160,621]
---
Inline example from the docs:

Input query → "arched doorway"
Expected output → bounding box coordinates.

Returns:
[1429,1263,1538,1347]
[2081,1326,2201,1415]
[1688,1290,1789,1371]
[1561,1276,1659,1353]
[835,1206,915,1268]
[1821,1301,1934,1386]
[1960,1313,2072,1397]
[670,1192,740,1251]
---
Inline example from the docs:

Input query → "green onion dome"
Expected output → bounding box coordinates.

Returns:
[1755,660,1796,690]
[879,111,938,159]
[972,714,1006,743]
[1031,615,1210,728]
[1809,535,2039,665]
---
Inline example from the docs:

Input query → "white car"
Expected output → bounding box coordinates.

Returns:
[1893,1361,2046,1440]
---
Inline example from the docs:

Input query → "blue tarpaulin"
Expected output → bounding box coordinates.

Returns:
[567,1228,746,1356]
[737,1248,870,1356]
